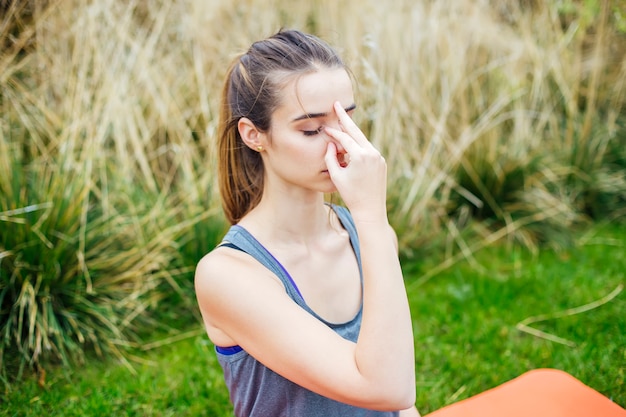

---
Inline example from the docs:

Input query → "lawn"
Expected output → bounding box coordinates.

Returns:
[3,223,624,416]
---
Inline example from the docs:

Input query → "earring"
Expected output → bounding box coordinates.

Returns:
[256,146,264,152]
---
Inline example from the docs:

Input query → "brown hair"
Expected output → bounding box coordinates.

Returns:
[217,29,346,224]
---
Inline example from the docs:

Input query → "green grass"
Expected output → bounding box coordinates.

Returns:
[408,223,625,413]
[1,333,232,417]
[2,223,624,416]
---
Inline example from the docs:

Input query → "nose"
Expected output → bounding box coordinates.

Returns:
[324,120,347,154]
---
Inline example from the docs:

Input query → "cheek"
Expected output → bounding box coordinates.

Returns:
[291,142,326,164]
[286,136,328,160]
[270,127,328,164]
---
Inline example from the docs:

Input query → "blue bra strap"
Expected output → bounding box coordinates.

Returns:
[215,345,243,355]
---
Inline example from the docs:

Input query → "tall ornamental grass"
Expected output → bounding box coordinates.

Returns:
[1,0,624,378]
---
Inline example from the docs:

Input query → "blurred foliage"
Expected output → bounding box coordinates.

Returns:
[0,0,624,381]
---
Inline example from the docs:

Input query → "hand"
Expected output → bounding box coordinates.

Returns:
[324,101,388,221]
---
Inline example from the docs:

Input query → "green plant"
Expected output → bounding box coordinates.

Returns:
[561,122,626,221]
[0,145,185,381]
[0,0,217,381]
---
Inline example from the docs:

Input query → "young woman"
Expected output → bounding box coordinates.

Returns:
[195,29,419,417]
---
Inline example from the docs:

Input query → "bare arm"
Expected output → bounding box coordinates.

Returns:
[324,101,416,406]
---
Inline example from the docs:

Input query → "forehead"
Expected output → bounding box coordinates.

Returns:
[275,68,354,120]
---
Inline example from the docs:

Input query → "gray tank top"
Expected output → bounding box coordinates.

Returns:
[214,205,400,417]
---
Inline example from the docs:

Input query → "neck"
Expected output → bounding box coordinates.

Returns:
[239,186,335,245]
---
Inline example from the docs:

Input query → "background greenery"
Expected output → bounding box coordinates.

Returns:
[1,0,625,415]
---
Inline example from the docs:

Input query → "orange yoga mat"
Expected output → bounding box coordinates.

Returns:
[425,368,626,417]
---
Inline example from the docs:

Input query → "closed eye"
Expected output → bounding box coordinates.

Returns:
[302,127,323,137]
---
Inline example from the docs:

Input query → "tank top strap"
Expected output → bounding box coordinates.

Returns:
[220,204,361,305]
[222,225,306,303]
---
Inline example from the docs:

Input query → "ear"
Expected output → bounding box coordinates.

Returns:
[238,117,267,151]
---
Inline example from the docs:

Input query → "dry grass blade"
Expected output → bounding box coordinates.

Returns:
[140,328,206,351]
[408,202,576,289]
[516,284,624,347]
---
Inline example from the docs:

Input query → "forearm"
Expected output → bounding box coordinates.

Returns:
[353,217,416,404]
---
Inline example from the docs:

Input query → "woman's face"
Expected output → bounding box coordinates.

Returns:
[262,68,356,194]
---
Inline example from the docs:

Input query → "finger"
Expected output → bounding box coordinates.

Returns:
[333,102,370,147]
[324,141,341,176]
[324,126,361,155]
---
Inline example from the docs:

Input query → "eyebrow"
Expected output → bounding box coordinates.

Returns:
[291,103,357,122]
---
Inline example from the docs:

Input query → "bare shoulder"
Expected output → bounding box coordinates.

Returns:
[194,245,282,301]
[194,245,240,286]
[194,244,286,342]
[194,246,232,296]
